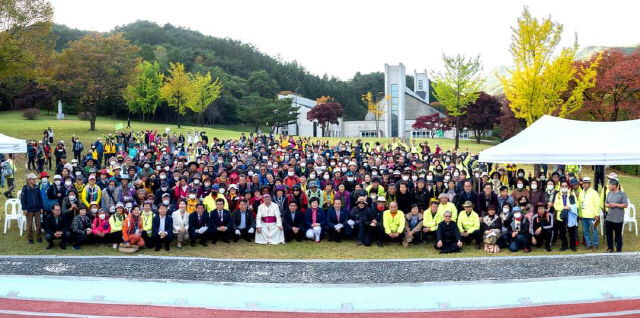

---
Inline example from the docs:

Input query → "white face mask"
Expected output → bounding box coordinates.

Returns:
[54,180,61,186]
[372,171,378,176]
[189,194,196,199]
[323,175,330,180]
[42,178,48,183]
[126,203,132,208]
[454,173,460,178]
[444,176,450,182]
[370,195,377,200]
[474,173,480,178]
[69,196,76,202]
[163,200,170,205]
[503,208,510,213]
[288,172,294,177]
[547,185,554,191]
[248,171,254,177]
[411,176,418,181]
[65,181,72,186]
[518,173,524,177]
[514,212,522,218]
[517,183,523,189]
[193,179,200,185]
[330,162,336,167]
[144,164,150,168]
[402,176,409,181]
[427,176,433,181]
[347,177,354,182]
[91,208,98,213]
[309,173,316,179]
[219,188,225,194]
[160,175,166,180]
[531,184,538,190]
[561,188,569,194]
[341,168,347,173]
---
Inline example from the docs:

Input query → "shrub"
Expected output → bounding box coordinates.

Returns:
[77,111,92,121]
[22,108,41,120]
[612,165,639,176]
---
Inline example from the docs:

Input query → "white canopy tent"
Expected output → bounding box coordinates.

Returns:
[0,133,26,153]
[479,115,640,165]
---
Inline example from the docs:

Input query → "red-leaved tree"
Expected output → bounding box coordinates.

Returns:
[459,92,502,143]
[307,102,344,137]
[497,95,522,141]
[412,113,454,133]
[574,48,640,121]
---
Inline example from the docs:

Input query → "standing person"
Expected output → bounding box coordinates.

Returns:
[21,173,44,244]
[255,194,285,244]
[593,165,605,191]
[44,204,70,250]
[47,127,54,144]
[27,141,36,170]
[554,181,578,251]
[2,154,16,198]
[71,135,83,162]
[36,141,45,173]
[579,177,600,250]
[604,179,628,253]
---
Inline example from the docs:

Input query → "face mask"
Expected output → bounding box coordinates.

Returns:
[531,184,538,190]
[72,163,78,167]
[514,212,522,219]
[218,160,223,164]
[193,180,200,185]
[41,178,48,183]
[189,194,196,199]
[323,175,330,180]
[144,164,150,169]
[65,181,72,186]
[160,175,166,180]
[162,187,168,191]
[288,172,294,177]
[320,165,327,170]
[411,176,418,181]
[163,200,170,205]
[540,176,546,181]
[109,185,115,192]
[547,185,554,191]
[91,208,98,214]
[474,173,480,178]
[427,176,433,181]
[54,180,61,186]
[372,172,378,176]
[248,171,254,177]
[561,188,569,194]
[204,183,211,188]
[309,173,316,179]
[518,173,524,177]
[370,195,376,200]
[220,188,226,194]
[69,196,76,202]
[454,173,460,178]
[503,208,510,213]
[347,177,354,182]
[402,176,409,181]
[99,214,106,220]
[517,183,523,189]
[126,203,132,209]
[444,176,450,182]
[330,162,336,167]
[341,168,347,173]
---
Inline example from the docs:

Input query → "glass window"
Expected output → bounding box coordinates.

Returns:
[418,80,424,91]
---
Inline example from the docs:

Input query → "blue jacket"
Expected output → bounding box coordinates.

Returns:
[21,184,44,212]
[305,208,326,229]
[152,215,174,240]
[325,207,349,230]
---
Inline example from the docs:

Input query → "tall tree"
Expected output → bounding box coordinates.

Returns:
[431,53,484,149]
[189,71,223,126]
[362,91,388,137]
[307,101,343,137]
[459,92,502,143]
[248,70,279,98]
[269,97,300,133]
[499,7,600,127]
[238,93,272,132]
[160,62,195,128]
[57,32,139,130]
[574,48,640,122]
[124,60,164,122]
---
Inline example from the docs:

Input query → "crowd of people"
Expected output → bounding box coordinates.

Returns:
[10,128,629,254]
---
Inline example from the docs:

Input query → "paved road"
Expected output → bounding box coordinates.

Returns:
[1,253,640,284]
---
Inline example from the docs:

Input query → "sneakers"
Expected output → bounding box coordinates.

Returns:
[45,244,53,250]
[545,247,552,252]
[37,239,43,243]
[604,249,614,253]
[112,243,118,249]
[524,247,531,253]
[28,239,34,245]
[73,245,81,250]
[559,247,568,251]
[60,244,66,250]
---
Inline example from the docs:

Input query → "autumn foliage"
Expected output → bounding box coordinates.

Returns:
[307,101,344,136]
[412,113,453,131]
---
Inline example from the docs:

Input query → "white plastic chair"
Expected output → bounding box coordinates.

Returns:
[624,203,638,236]
[16,190,21,200]
[3,199,23,235]
[599,209,605,236]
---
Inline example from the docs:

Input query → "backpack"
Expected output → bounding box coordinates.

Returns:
[2,161,12,177]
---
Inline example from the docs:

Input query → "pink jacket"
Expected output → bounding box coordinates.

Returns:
[92,217,111,235]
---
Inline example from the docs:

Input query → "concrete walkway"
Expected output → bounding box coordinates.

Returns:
[1,273,640,313]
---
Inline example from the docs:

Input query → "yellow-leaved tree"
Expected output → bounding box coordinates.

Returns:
[362,92,388,137]
[189,71,223,127]
[499,7,601,127]
[160,62,195,128]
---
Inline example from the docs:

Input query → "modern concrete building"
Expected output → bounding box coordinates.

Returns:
[276,63,489,140]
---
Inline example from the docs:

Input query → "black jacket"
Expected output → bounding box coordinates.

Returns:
[231,209,256,231]
[189,211,210,231]
[208,209,232,229]
[45,214,69,235]
[282,209,305,231]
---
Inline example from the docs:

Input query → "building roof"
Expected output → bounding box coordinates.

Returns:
[278,94,316,110]
[415,91,428,101]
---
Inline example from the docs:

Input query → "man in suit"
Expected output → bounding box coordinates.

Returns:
[45,204,70,249]
[231,199,256,242]
[282,201,305,242]
[189,203,209,246]
[325,198,350,243]
[208,198,232,244]
[454,181,478,212]
[152,204,174,251]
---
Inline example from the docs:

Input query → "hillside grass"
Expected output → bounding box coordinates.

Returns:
[0,111,638,259]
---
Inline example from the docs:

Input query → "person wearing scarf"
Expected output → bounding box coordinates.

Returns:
[481,205,502,253]
[335,184,350,212]
[322,183,335,210]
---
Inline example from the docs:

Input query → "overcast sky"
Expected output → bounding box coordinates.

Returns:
[49,0,639,80]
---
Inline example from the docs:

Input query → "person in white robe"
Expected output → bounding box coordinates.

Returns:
[255,195,285,244]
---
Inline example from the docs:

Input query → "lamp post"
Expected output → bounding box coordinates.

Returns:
[293,87,300,136]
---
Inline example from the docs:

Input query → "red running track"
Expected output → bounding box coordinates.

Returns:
[1,297,640,317]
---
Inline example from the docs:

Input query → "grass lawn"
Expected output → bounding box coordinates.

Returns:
[0,111,638,259]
